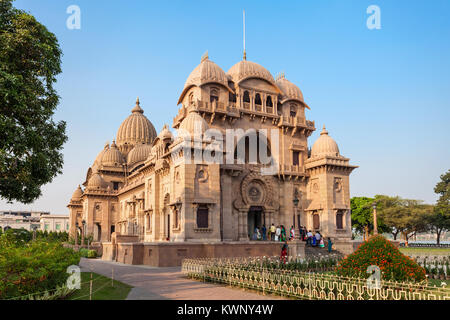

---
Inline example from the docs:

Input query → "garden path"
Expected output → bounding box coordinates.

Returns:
[79,258,285,300]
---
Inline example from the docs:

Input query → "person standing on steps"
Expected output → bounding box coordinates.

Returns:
[327,237,333,253]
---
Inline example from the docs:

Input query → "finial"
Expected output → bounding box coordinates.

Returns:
[132,97,144,114]
[321,125,328,135]
[201,51,209,62]
[243,10,246,60]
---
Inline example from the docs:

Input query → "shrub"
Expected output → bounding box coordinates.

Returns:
[0,235,81,299]
[335,235,426,283]
[79,248,97,259]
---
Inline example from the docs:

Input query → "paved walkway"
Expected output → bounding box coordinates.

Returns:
[79,258,284,300]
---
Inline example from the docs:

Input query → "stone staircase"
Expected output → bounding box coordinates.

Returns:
[304,245,344,259]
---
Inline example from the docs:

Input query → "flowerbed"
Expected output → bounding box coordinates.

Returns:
[335,235,426,283]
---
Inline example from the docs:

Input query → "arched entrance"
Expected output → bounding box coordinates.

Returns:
[248,206,264,239]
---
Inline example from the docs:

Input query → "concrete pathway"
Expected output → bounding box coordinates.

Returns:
[79,258,284,300]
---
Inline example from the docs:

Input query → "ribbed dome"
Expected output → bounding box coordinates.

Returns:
[157,124,173,141]
[177,54,231,105]
[94,143,110,166]
[127,143,153,166]
[276,75,304,103]
[101,140,125,166]
[71,185,83,200]
[311,126,340,158]
[178,110,209,136]
[227,60,275,85]
[116,98,157,150]
[87,172,107,190]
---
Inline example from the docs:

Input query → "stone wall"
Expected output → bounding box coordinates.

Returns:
[102,241,306,267]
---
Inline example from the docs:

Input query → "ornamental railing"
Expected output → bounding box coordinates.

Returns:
[181,257,450,300]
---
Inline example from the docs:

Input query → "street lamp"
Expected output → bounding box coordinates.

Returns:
[293,192,300,239]
[82,220,86,246]
[372,202,378,235]
[75,221,79,247]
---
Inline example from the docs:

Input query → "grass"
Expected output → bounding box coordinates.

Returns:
[399,247,450,256]
[67,272,132,300]
[427,278,450,288]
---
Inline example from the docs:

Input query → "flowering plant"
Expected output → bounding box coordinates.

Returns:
[335,235,426,283]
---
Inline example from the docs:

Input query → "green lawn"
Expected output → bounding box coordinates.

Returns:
[67,272,132,300]
[399,247,450,256]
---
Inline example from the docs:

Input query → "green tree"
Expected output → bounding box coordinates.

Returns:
[351,196,389,239]
[0,0,67,203]
[377,196,429,245]
[350,197,374,240]
[428,170,450,244]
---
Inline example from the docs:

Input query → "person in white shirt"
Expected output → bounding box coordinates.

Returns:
[275,226,281,241]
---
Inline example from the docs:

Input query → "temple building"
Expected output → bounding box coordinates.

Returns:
[68,53,357,265]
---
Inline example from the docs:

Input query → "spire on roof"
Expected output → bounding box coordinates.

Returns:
[131,97,144,114]
[201,51,209,62]
[321,125,328,135]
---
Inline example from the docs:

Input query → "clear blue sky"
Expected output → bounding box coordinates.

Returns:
[1,0,449,214]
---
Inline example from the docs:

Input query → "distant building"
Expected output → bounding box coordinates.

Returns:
[0,211,49,231]
[40,215,70,232]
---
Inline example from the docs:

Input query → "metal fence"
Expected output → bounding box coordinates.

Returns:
[181,257,450,300]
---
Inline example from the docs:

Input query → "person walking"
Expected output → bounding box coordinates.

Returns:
[280,241,288,264]
[327,237,333,253]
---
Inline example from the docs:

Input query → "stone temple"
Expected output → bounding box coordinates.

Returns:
[68,53,357,266]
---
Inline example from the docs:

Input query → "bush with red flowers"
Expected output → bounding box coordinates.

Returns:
[335,235,426,283]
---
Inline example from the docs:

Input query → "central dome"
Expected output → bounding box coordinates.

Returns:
[116,98,157,153]
[227,59,275,85]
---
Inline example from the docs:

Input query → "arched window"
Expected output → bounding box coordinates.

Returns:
[255,93,262,105]
[243,91,250,103]
[290,104,297,117]
[210,88,219,103]
[229,92,236,103]
[336,212,344,229]
[266,96,273,107]
[277,102,282,116]
[189,93,194,105]
[234,131,272,164]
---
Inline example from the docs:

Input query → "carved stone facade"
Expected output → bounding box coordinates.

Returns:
[68,53,357,248]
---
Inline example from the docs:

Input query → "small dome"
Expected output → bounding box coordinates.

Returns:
[157,124,173,141]
[87,172,107,190]
[177,54,230,105]
[94,143,110,166]
[227,59,275,85]
[127,143,153,166]
[311,126,340,158]
[178,110,209,136]
[71,185,83,200]
[101,140,125,166]
[116,98,157,150]
[276,75,304,104]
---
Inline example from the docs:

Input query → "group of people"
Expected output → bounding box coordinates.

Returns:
[251,224,333,253]
[252,224,297,242]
